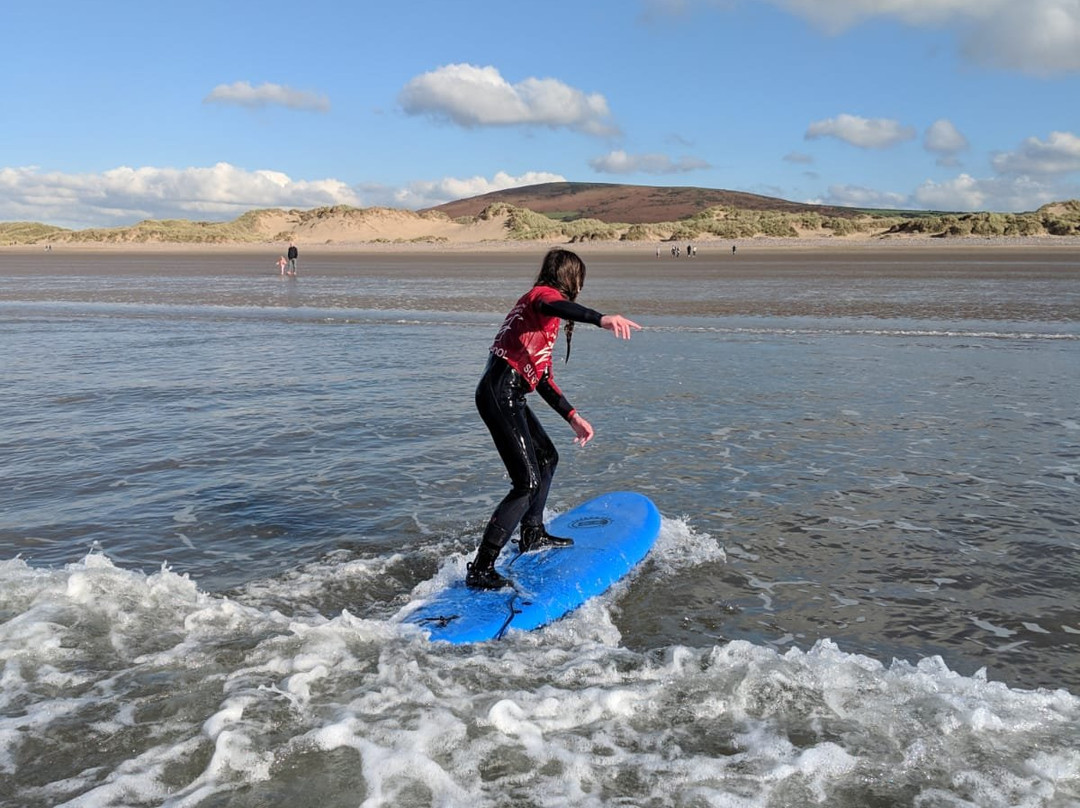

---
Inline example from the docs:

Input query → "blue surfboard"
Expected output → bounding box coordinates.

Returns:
[404,491,661,644]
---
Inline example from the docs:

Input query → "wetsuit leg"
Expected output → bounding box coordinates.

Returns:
[520,406,558,529]
[475,357,543,548]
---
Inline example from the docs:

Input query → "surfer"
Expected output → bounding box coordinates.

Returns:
[467,248,641,590]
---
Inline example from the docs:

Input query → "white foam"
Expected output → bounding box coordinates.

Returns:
[2,551,1079,808]
[651,514,727,573]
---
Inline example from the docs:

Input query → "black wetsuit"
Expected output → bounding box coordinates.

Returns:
[475,297,603,550]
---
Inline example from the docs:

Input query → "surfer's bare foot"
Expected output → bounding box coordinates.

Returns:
[466,562,512,590]
[519,524,574,553]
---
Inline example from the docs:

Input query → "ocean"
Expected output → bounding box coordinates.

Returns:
[1,246,1078,807]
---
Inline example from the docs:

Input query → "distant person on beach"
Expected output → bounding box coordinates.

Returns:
[732,244,737,255]
[466,248,641,590]
[277,255,288,276]
[287,242,299,275]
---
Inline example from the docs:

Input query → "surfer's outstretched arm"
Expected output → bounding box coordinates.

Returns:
[538,300,640,339]
[538,298,602,326]
[600,314,641,339]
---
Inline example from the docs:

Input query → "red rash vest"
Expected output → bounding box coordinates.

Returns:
[489,285,604,420]
[491,285,565,389]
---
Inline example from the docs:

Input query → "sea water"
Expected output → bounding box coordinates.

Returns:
[1,249,1078,807]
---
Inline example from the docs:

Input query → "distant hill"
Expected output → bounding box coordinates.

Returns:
[426,181,860,224]
[2,188,1078,246]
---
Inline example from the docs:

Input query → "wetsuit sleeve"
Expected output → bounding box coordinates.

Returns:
[538,298,603,327]
[536,371,576,421]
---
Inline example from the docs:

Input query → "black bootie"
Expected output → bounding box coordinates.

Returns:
[465,561,512,590]
[519,523,574,553]
[466,527,513,590]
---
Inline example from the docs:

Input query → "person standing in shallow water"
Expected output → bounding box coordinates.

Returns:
[467,248,641,590]
[287,241,299,275]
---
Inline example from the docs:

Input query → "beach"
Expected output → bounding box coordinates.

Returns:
[5,239,1079,321]
[1,243,1078,807]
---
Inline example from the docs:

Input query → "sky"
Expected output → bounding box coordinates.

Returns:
[3,0,1080,228]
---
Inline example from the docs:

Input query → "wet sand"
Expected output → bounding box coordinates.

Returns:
[5,238,1080,267]
[3,242,1079,322]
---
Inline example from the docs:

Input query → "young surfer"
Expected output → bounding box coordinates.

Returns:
[467,248,641,590]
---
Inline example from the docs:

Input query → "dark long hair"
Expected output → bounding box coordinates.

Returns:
[535,248,586,362]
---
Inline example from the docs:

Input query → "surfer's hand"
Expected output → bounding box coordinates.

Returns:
[601,314,641,340]
[570,412,594,446]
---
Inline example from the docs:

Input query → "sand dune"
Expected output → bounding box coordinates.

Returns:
[2,183,1078,249]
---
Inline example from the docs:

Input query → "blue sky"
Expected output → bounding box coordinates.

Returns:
[3,0,1080,228]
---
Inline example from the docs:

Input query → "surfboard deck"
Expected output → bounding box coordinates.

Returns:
[404,491,661,644]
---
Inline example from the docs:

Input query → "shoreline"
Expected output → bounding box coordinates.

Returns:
[4,234,1080,256]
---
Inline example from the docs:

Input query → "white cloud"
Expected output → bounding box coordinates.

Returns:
[771,0,979,33]
[991,131,1080,176]
[588,149,710,174]
[385,170,567,209]
[944,130,1080,209]
[914,173,1063,211]
[399,64,619,137]
[204,81,330,112]
[805,114,916,148]
[963,0,1080,75]
[913,173,987,210]
[783,151,815,164]
[816,184,911,208]
[642,0,1080,75]
[0,164,576,226]
[924,119,968,155]
[0,163,359,228]
[923,118,969,167]
[769,0,1080,75]
[810,171,1071,213]
[814,172,1068,213]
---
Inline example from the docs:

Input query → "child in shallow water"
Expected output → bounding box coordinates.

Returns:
[467,248,641,590]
